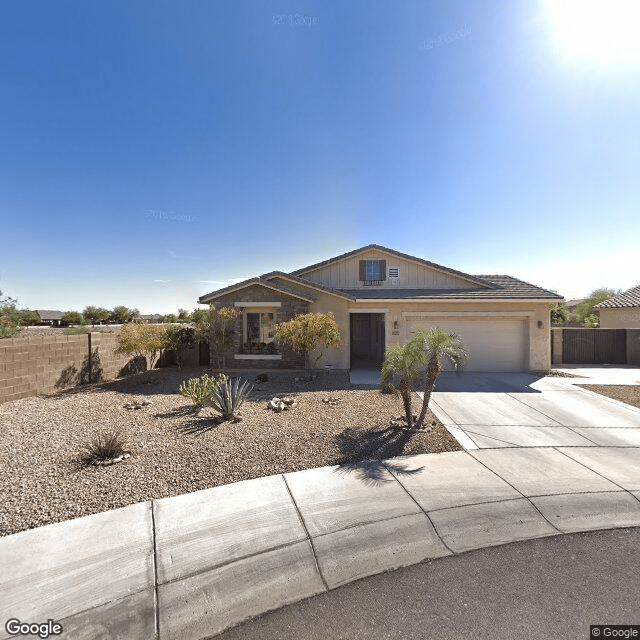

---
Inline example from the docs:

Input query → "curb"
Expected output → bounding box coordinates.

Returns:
[2,447,640,640]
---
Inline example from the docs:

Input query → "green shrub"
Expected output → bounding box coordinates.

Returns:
[179,372,228,406]
[64,326,88,335]
[166,325,197,368]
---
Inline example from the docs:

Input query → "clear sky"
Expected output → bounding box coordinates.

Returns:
[1,0,638,314]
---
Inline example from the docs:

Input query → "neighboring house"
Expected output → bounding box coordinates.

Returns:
[564,299,586,313]
[137,314,164,324]
[35,310,64,327]
[198,245,563,372]
[593,285,640,329]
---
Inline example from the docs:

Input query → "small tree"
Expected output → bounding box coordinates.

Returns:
[61,311,85,326]
[83,306,111,325]
[569,288,620,327]
[274,312,342,371]
[165,324,197,368]
[209,305,241,369]
[177,308,190,321]
[0,291,19,338]
[162,313,178,324]
[550,302,568,325]
[16,309,40,326]
[189,308,210,329]
[111,306,137,324]
[414,328,469,428]
[381,327,468,429]
[115,323,170,370]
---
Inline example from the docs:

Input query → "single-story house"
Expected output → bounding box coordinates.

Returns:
[137,314,164,324]
[198,245,563,372]
[593,285,640,328]
[35,310,64,326]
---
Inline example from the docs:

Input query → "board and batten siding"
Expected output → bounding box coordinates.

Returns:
[300,250,476,290]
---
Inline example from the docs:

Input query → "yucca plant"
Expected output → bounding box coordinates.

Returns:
[179,373,228,407]
[209,377,254,421]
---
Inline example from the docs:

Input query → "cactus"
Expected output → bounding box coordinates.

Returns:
[179,373,228,407]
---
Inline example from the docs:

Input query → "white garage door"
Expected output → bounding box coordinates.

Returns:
[406,317,528,371]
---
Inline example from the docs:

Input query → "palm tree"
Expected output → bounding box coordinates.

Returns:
[413,327,469,428]
[381,327,469,430]
[380,338,428,428]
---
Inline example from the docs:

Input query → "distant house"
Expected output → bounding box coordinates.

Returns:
[137,314,164,324]
[593,285,640,329]
[35,310,64,327]
[564,299,586,313]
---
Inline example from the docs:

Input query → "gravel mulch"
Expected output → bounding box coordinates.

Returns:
[0,367,461,537]
[577,385,640,410]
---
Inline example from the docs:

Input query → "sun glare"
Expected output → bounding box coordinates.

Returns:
[547,0,640,65]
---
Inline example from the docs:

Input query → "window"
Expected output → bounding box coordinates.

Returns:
[388,267,399,278]
[359,259,387,283]
[243,312,277,354]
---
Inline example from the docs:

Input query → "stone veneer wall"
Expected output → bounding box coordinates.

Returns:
[211,285,309,370]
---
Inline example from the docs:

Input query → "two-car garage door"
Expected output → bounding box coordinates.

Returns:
[406,317,528,371]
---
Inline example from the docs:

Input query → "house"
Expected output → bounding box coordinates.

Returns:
[137,314,164,324]
[198,245,563,372]
[35,310,64,327]
[593,285,640,329]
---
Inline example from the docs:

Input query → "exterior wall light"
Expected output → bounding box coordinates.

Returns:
[538,320,543,328]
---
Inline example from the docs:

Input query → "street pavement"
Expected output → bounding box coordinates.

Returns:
[216,526,640,640]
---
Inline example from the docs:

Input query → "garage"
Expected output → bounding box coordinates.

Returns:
[406,316,529,371]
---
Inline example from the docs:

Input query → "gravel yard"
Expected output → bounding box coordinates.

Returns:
[578,385,640,410]
[0,367,460,537]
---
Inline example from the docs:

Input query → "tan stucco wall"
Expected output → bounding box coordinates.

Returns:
[598,308,640,329]
[304,297,553,372]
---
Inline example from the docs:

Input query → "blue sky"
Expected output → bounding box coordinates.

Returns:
[1,1,638,314]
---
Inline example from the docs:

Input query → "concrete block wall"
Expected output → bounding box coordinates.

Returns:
[0,332,137,405]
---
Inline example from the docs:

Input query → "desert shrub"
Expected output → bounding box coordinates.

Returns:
[166,325,197,368]
[79,430,128,465]
[116,323,170,369]
[179,372,229,406]
[61,311,85,325]
[274,312,341,370]
[209,377,254,420]
[64,326,88,335]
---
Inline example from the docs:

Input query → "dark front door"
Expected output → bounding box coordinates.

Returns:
[350,313,385,369]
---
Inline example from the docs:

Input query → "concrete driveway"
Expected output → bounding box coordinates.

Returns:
[423,367,640,449]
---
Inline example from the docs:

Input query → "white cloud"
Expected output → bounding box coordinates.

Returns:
[154,279,171,283]
[199,277,250,285]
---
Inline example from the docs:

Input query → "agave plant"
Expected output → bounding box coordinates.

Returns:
[209,377,254,421]
[179,373,228,407]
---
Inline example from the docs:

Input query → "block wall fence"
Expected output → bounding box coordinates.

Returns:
[0,329,201,405]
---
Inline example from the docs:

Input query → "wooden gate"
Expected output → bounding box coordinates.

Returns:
[562,329,627,364]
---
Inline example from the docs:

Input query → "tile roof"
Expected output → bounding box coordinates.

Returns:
[338,276,562,300]
[35,310,64,320]
[593,285,640,309]
[198,277,317,304]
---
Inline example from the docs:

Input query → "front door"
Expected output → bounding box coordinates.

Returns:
[350,313,385,369]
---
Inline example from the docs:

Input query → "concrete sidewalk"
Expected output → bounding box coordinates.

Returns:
[2,446,640,639]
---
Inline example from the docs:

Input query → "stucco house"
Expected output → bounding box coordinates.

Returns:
[35,310,64,326]
[593,285,640,328]
[198,245,563,372]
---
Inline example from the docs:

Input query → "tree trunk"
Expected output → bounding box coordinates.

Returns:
[400,379,413,427]
[416,356,440,427]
